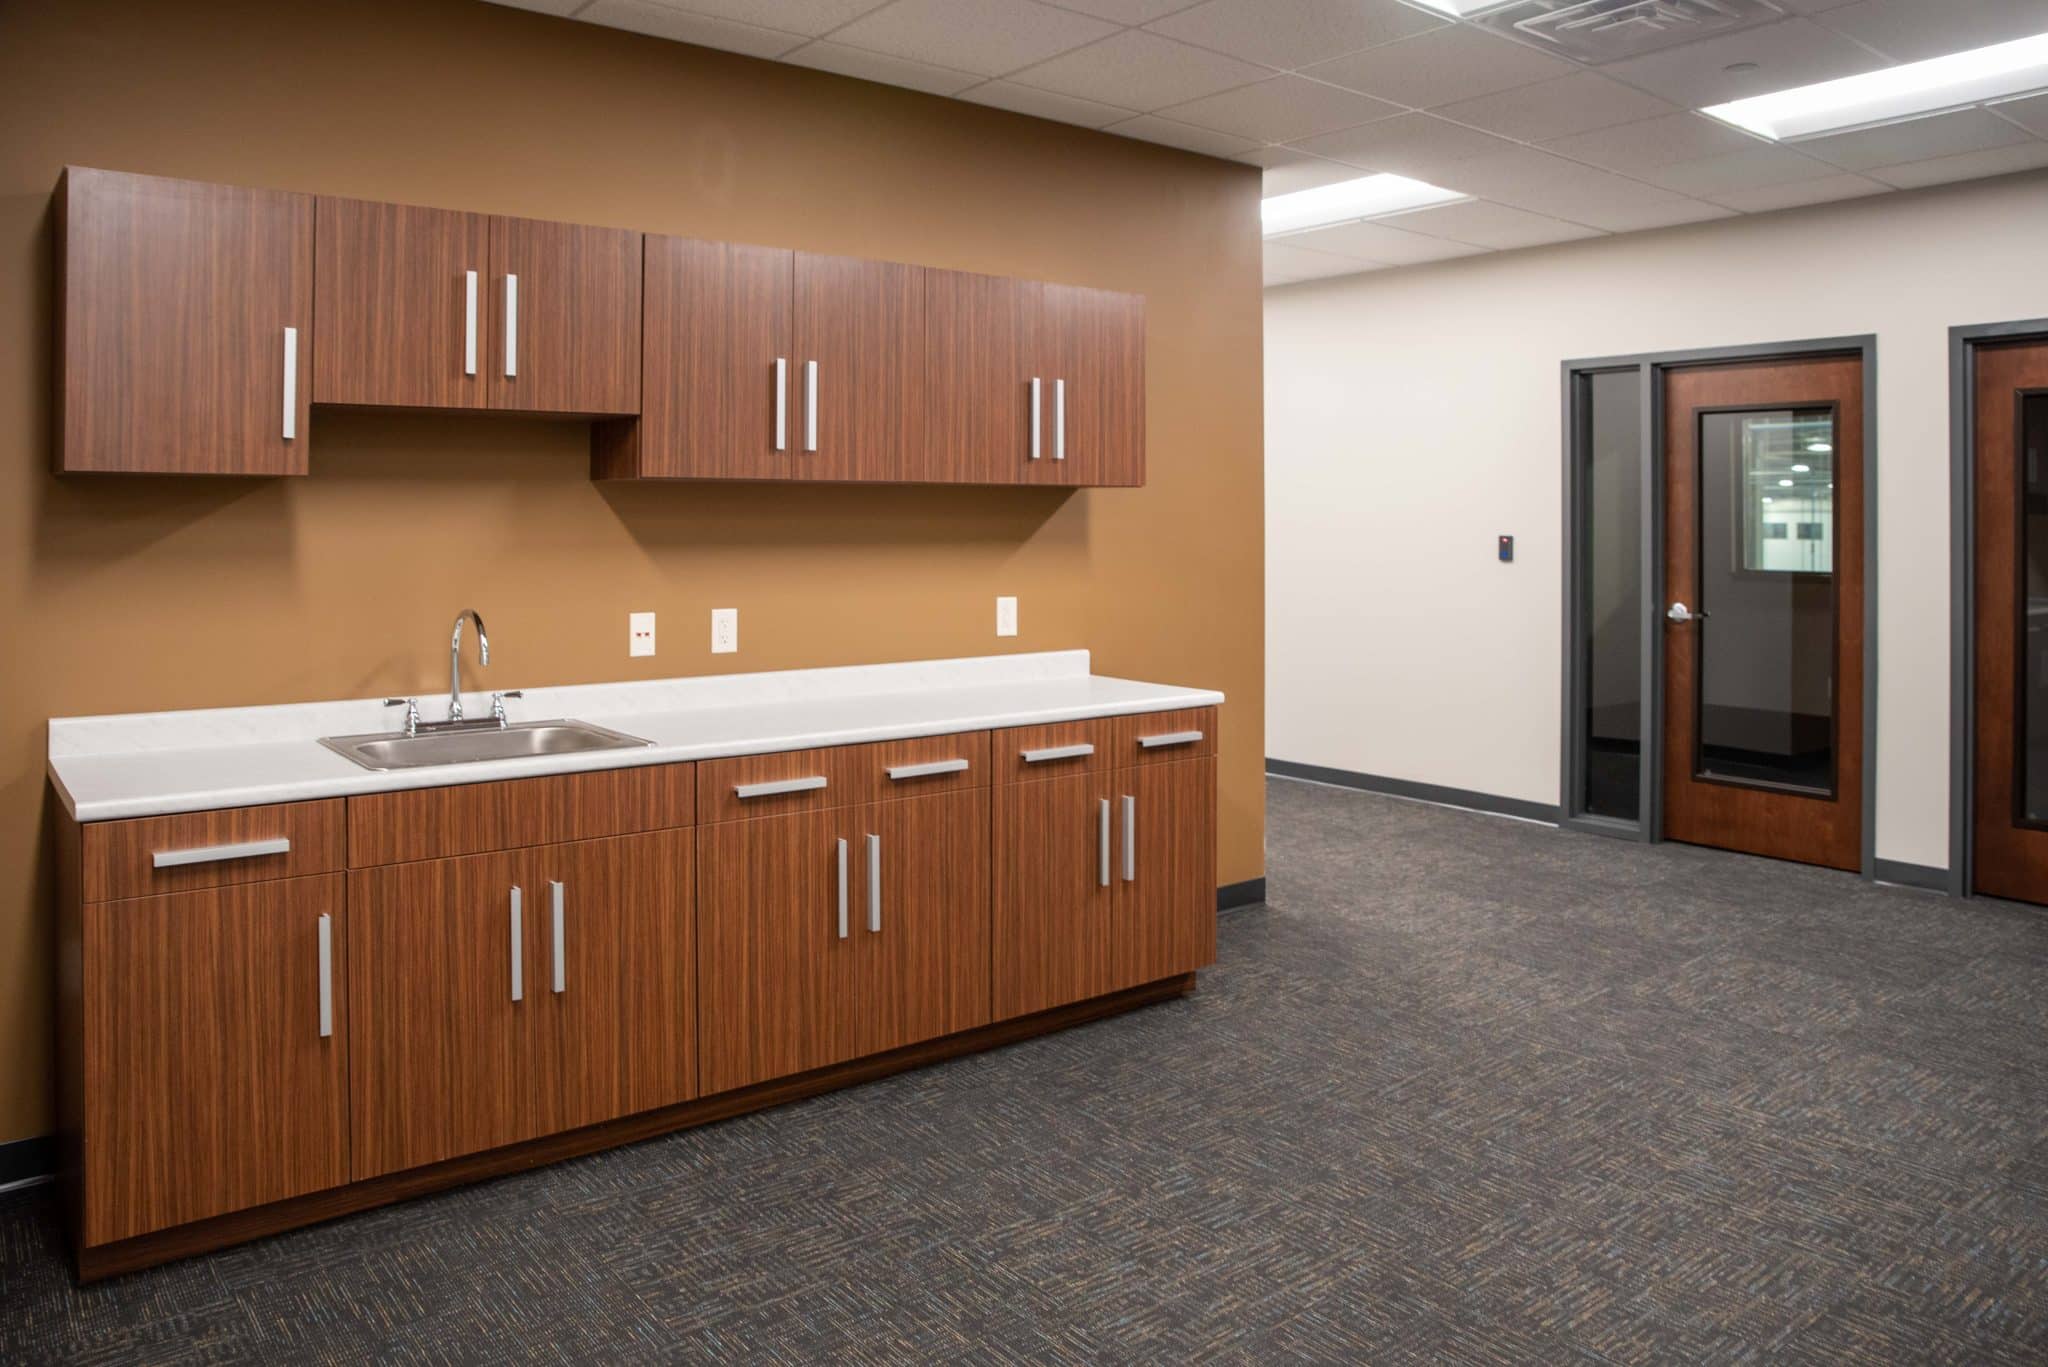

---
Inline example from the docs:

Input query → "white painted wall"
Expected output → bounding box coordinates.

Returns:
[1264,169,2048,871]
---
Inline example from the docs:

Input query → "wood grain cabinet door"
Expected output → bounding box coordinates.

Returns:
[529,830,696,1131]
[486,216,641,416]
[314,196,489,409]
[81,875,346,1245]
[793,252,926,482]
[1110,757,1216,991]
[347,849,553,1179]
[1038,284,1145,487]
[923,269,1040,483]
[697,809,863,1093]
[992,771,1115,1019]
[58,167,313,475]
[854,789,991,1056]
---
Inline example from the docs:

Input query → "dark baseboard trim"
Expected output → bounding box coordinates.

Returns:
[1218,878,1266,911]
[1871,858,1950,893]
[1267,760,1561,825]
[0,1134,57,1191]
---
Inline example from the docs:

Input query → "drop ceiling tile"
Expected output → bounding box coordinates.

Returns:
[1264,239,1379,284]
[1300,25,1577,109]
[1543,112,1763,174]
[1292,113,1519,173]
[784,40,982,93]
[1380,198,1603,249]
[1868,139,2048,188]
[1706,172,1888,212]
[1774,0,1863,10]
[1043,0,1203,21]
[1641,145,1843,196]
[1591,198,1737,232]
[1813,0,2048,62]
[1428,147,1702,226]
[830,0,1118,77]
[1794,107,2040,172]
[1275,219,1487,264]
[1992,92,2048,136]
[1434,73,1678,143]
[1106,113,1262,156]
[579,0,808,56]
[958,79,1138,127]
[1599,19,1891,110]
[1145,0,1445,73]
[1158,76,1400,143]
[1238,145,1369,195]
[1008,30,1269,108]
[651,0,894,35]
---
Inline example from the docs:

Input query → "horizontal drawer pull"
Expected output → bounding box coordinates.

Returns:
[734,775,829,800]
[886,758,970,781]
[1021,743,1094,764]
[151,837,292,869]
[1137,730,1204,749]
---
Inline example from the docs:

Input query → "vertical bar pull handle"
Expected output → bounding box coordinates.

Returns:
[1098,798,1111,888]
[867,833,881,934]
[775,357,788,451]
[1122,795,1136,883]
[1054,378,1066,461]
[509,885,524,1002]
[1029,377,1042,459]
[549,880,565,995]
[464,270,478,377]
[836,838,849,939]
[316,912,333,1039]
[282,327,298,441]
[804,360,819,452]
[504,273,519,378]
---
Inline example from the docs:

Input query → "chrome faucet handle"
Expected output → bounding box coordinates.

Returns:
[491,690,523,729]
[383,697,421,739]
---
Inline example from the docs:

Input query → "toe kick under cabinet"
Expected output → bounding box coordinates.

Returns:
[54,707,1216,1278]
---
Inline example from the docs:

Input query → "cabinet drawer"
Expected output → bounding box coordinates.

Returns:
[1111,707,1217,768]
[993,719,1112,783]
[698,746,862,824]
[348,763,694,867]
[83,800,345,903]
[859,732,990,799]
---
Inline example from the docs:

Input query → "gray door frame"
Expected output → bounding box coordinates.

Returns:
[1948,318,2048,898]
[1560,335,1879,879]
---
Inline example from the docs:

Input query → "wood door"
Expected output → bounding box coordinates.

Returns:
[81,876,346,1244]
[1038,284,1145,487]
[486,216,641,415]
[697,808,862,1093]
[57,167,312,475]
[1111,757,1216,991]
[856,789,991,1056]
[314,196,489,409]
[1661,354,1863,870]
[1972,338,2048,903]
[347,848,552,1178]
[992,771,1115,1018]
[793,252,925,481]
[528,831,696,1130]
[923,268,1040,483]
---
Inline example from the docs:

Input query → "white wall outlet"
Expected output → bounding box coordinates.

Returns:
[629,611,656,658]
[996,596,1018,637]
[711,608,738,654]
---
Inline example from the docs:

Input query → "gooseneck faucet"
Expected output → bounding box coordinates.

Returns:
[448,609,488,723]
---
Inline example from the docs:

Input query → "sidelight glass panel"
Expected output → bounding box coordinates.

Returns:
[1696,408,1836,794]
[2023,394,2048,822]
[1578,370,1642,820]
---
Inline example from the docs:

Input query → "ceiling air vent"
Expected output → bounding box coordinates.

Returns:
[1473,0,1787,64]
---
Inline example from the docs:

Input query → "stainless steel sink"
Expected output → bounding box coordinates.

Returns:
[320,719,653,771]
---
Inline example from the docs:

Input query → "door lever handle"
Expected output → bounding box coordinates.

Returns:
[1666,601,1709,624]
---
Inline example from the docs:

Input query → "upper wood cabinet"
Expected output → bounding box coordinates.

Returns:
[57,167,313,475]
[1041,283,1145,487]
[315,197,639,416]
[795,252,926,481]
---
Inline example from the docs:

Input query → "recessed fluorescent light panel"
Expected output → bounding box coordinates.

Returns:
[1704,31,2048,141]
[1262,174,1467,237]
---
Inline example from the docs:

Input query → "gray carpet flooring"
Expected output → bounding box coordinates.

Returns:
[5,777,2048,1362]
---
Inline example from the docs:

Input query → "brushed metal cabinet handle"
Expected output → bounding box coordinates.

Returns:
[836,837,849,940]
[549,879,565,995]
[775,357,788,451]
[1138,730,1204,749]
[1098,798,1111,888]
[504,273,518,379]
[1022,743,1094,764]
[867,833,881,934]
[886,758,970,781]
[317,912,333,1039]
[464,269,478,377]
[1054,378,1066,461]
[734,775,829,800]
[1122,795,1136,883]
[804,359,818,452]
[509,885,524,1003]
[152,837,291,869]
[1029,377,1041,460]
[282,327,298,441]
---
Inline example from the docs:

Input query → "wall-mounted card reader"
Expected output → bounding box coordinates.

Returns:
[1498,535,1514,563]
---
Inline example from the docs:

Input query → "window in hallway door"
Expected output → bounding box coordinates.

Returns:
[1733,410,1834,575]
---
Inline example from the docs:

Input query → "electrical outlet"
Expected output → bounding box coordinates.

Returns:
[996,596,1018,637]
[629,611,656,657]
[711,608,738,654]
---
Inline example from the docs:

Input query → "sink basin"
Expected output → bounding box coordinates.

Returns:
[320,719,653,771]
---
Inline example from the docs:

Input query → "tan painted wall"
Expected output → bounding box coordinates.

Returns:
[0,0,1266,1145]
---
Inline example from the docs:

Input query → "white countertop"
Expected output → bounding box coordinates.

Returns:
[48,650,1224,822]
